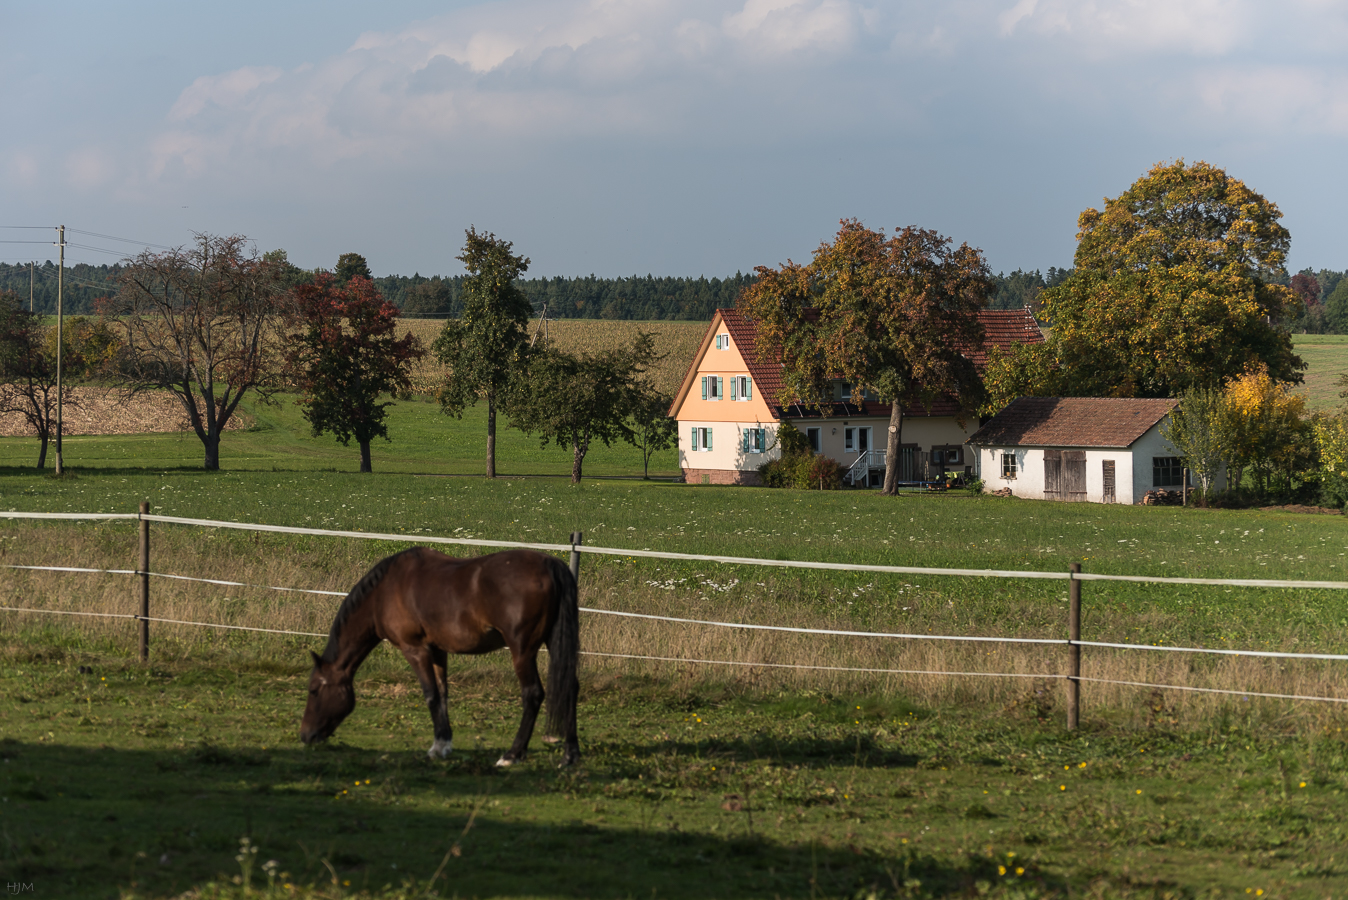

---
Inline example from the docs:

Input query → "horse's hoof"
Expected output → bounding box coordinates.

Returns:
[495,756,515,768]
[428,739,453,759]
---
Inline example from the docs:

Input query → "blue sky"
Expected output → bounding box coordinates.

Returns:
[4,0,1346,279]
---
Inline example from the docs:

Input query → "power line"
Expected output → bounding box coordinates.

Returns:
[66,242,134,258]
[0,225,54,230]
[66,228,175,251]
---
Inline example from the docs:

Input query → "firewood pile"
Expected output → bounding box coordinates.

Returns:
[989,487,1013,498]
[1141,489,1183,506]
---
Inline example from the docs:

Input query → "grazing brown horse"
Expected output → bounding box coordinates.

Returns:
[300,547,580,766]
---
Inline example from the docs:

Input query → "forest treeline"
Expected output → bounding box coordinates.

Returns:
[5,259,1344,329]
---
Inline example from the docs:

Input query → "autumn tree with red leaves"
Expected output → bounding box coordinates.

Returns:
[287,274,423,473]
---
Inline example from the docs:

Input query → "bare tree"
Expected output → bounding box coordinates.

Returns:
[112,234,290,470]
[0,291,68,469]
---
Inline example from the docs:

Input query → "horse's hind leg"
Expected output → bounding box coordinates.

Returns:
[497,651,544,767]
[401,646,453,759]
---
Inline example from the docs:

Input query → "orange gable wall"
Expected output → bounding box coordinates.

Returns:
[672,318,775,424]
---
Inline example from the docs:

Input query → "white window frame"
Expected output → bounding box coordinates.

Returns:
[730,375,752,401]
[690,426,714,452]
[844,428,854,452]
[715,334,730,350]
[701,375,723,401]
[1001,451,1017,480]
[806,427,821,453]
[742,427,765,453]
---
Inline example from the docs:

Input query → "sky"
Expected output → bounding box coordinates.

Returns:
[3,0,1346,279]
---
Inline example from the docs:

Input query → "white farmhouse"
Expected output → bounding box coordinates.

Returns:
[669,307,1044,486]
[968,397,1201,504]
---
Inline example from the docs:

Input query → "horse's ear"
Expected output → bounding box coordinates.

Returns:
[309,650,323,668]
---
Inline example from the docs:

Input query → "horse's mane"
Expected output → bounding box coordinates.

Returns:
[322,548,417,661]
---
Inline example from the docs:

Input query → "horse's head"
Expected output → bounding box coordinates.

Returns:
[300,651,356,745]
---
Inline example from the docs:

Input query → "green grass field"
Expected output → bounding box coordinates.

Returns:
[0,393,680,478]
[1292,333,1348,411]
[2,336,1348,897]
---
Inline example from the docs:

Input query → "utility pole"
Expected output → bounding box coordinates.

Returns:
[29,260,34,312]
[55,226,64,475]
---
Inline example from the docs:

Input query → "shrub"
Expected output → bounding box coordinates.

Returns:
[757,424,843,490]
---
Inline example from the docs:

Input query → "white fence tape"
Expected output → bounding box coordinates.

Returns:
[583,650,1067,679]
[1076,639,1348,661]
[578,606,1066,645]
[2,509,1346,688]
[7,508,1348,591]
[1075,676,1348,705]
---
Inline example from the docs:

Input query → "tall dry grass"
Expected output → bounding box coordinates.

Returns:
[2,521,1345,729]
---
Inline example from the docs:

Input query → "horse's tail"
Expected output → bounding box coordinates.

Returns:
[544,555,580,741]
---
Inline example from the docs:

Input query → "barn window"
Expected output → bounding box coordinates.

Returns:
[1001,452,1017,479]
[1153,456,1184,487]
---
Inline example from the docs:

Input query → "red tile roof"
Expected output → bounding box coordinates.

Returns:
[718,306,1043,420]
[967,397,1178,448]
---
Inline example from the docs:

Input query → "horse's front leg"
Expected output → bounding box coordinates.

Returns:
[401,645,453,759]
[497,650,544,767]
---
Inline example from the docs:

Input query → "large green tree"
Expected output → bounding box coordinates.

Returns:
[287,274,423,473]
[1035,160,1303,397]
[432,228,533,478]
[739,219,990,495]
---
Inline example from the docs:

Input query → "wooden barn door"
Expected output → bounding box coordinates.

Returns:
[1043,449,1061,500]
[1064,451,1087,502]
[1102,460,1116,504]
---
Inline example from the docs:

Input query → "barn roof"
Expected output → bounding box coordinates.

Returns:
[713,306,1043,420]
[967,397,1178,449]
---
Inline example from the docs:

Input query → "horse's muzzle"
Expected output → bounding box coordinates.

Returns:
[299,728,329,745]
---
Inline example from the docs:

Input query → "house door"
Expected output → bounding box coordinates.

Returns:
[1043,449,1061,500]
[1064,451,1087,502]
[857,427,871,454]
[1102,460,1116,504]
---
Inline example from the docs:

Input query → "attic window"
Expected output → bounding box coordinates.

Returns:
[715,334,730,350]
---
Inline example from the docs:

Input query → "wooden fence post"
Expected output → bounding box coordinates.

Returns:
[139,501,150,662]
[569,531,583,583]
[1067,562,1081,730]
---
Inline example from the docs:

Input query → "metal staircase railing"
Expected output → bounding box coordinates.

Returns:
[846,449,886,486]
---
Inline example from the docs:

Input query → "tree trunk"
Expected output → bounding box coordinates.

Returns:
[881,399,904,495]
[486,391,497,479]
[203,430,221,471]
[36,432,47,470]
[572,440,587,484]
[359,439,372,473]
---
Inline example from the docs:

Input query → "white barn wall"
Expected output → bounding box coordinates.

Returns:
[974,421,1195,504]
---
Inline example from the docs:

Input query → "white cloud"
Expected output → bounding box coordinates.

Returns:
[169,66,284,120]
[142,0,1348,186]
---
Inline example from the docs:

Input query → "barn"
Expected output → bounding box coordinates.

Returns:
[967,397,1199,504]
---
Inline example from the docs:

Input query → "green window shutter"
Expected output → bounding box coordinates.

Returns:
[690,427,697,451]
[745,378,752,399]
[706,428,713,451]
[742,430,749,452]
[717,376,723,399]
[701,376,707,400]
